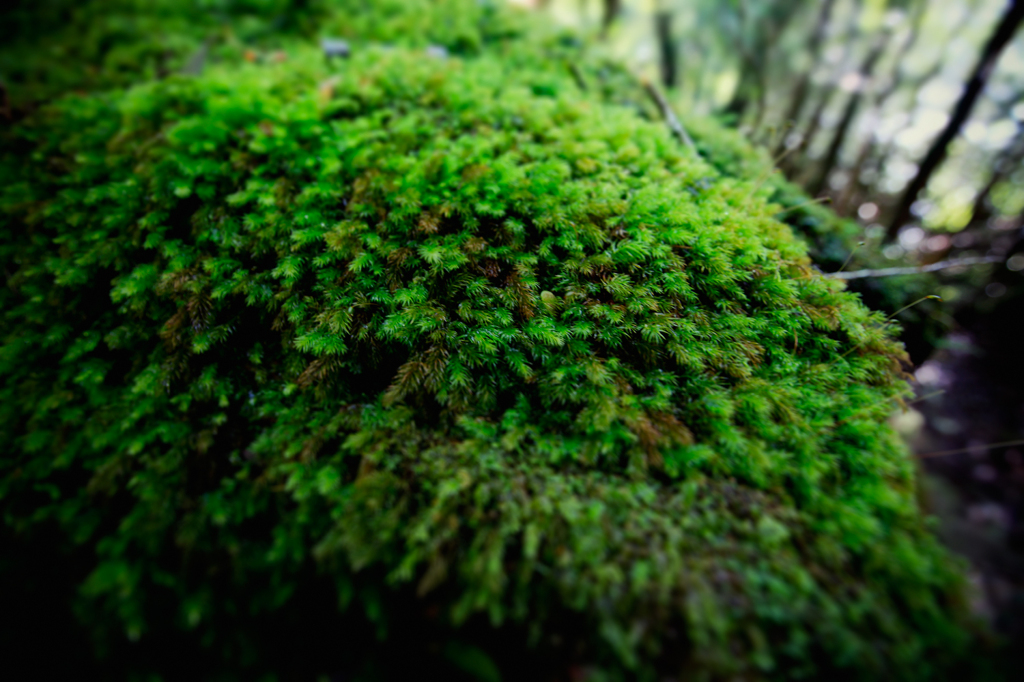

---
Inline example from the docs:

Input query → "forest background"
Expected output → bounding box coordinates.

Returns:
[528,0,1024,652]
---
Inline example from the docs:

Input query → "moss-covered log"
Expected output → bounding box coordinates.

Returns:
[0,1,985,680]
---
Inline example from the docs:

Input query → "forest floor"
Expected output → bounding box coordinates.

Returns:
[901,295,1024,656]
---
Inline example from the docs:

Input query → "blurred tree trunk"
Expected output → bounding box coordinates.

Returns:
[969,129,1024,226]
[886,0,1024,240]
[784,85,834,180]
[601,0,621,39]
[837,1,928,207]
[837,1,932,214]
[809,28,893,197]
[722,0,801,130]
[723,67,757,124]
[857,59,945,202]
[773,0,836,157]
[782,10,861,179]
[721,0,757,125]
[655,10,677,89]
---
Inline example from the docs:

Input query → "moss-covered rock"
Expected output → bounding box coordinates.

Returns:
[0,2,983,680]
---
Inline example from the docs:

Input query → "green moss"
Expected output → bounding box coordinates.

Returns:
[0,2,983,680]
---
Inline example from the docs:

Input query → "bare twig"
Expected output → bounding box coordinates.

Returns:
[919,438,1024,459]
[641,78,698,156]
[825,256,1002,280]
[771,196,831,217]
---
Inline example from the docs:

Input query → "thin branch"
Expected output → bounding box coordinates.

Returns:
[825,256,1002,280]
[771,196,831,217]
[919,438,1024,459]
[641,78,698,156]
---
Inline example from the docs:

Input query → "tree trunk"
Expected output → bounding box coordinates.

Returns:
[773,0,837,157]
[749,58,769,136]
[723,65,756,124]
[885,0,1024,240]
[969,131,1024,226]
[782,11,862,178]
[836,127,877,215]
[808,29,893,197]
[783,86,833,179]
[601,0,621,39]
[655,10,677,89]
[839,31,940,213]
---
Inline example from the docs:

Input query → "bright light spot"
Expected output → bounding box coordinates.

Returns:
[887,158,919,181]
[964,121,988,144]
[911,199,933,217]
[925,185,976,230]
[883,9,905,28]
[891,408,925,436]
[634,43,654,64]
[938,285,961,303]
[858,202,879,220]
[898,226,925,249]
[1013,103,1024,121]
[895,126,933,151]
[925,235,950,252]
[877,112,909,141]
[824,44,844,64]
[714,72,738,107]
[917,109,950,133]
[986,118,1018,148]
[918,80,961,108]
[883,244,905,259]
[915,363,945,386]
[880,176,907,194]
[1007,253,1024,272]
[840,72,864,92]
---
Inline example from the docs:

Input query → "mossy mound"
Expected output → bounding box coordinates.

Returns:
[0,0,533,111]
[1,4,981,681]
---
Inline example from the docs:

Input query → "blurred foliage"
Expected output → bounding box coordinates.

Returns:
[0,0,1000,680]
[562,0,1024,224]
[545,0,1022,361]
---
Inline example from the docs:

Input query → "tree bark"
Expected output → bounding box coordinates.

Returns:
[655,10,678,89]
[601,0,621,39]
[784,87,833,179]
[723,68,756,123]
[969,130,1024,225]
[886,0,1024,240]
